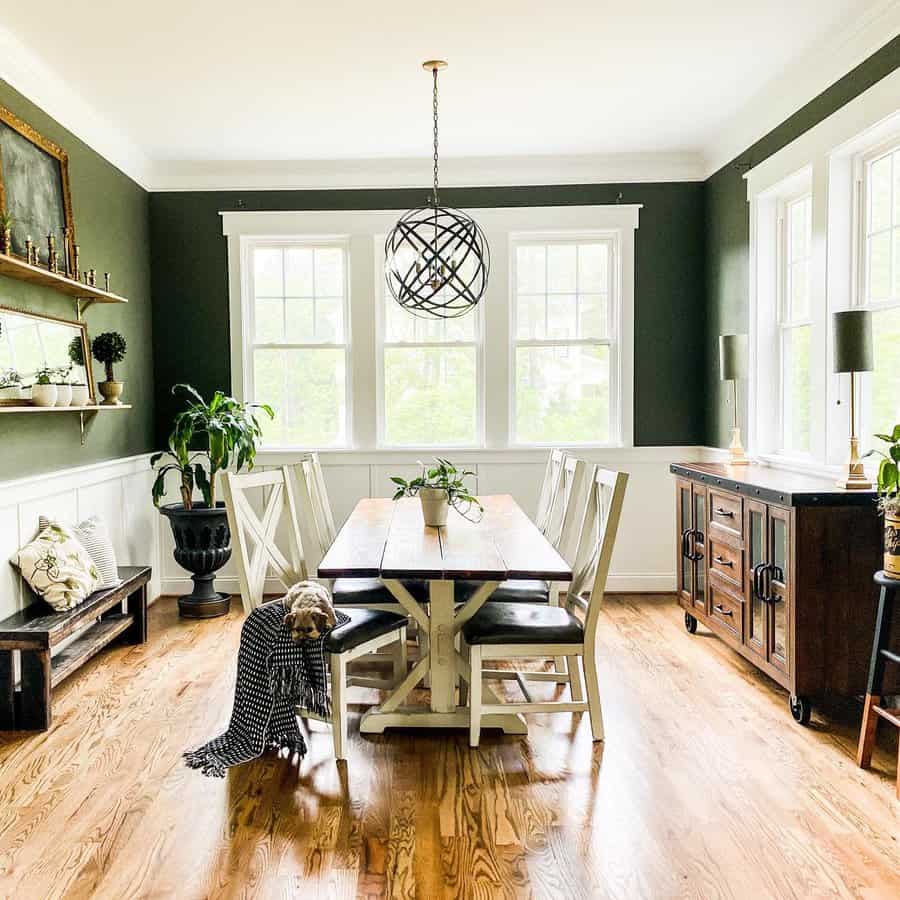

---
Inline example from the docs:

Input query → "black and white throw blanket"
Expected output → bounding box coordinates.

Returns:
[184,598,349,778]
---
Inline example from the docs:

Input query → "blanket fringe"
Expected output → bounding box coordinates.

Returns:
[183,749,228,779]
[269,666,332,720]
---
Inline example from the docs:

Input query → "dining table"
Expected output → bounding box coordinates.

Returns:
[317,494,573,736]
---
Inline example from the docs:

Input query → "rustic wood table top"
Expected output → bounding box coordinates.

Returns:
[318,494,573,583]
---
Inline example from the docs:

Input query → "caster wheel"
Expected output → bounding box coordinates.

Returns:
[789,695,811,725]
[684,612,698,634]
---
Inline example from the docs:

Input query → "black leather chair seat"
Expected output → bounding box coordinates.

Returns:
[456,579,550,603]
[325,607,408,654]
[461,601,583,646]
[331,578,428,606]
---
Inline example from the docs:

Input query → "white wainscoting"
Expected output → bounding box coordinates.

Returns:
[0,453,162,620]
[158,446,723,597]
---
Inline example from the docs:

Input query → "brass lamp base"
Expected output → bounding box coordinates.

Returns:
[728,426,749,466]
[837,436,874,490]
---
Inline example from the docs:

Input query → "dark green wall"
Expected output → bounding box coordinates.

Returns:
[704,36,900,447]
[0,80,154,479]
[150,183,706,447]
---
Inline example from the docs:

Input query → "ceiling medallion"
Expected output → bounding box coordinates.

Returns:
[384,60,490,320]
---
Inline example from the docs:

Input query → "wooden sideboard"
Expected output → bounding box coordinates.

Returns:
[671,462,893,724]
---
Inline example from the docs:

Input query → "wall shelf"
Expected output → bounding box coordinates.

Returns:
[0,404,132,445]
[0,253,129,317]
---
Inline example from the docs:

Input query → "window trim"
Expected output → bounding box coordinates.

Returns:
[239,234,353,450]
[508,230,623,448]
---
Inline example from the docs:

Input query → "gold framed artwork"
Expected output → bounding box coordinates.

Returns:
[0,105,75,261]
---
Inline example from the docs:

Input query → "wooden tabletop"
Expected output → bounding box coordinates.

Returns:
[318,495,572,583]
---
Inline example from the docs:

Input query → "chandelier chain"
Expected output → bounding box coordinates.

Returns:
[432,66,439,208]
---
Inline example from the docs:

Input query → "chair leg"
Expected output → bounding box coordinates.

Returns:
[857,693,880,769]
[582,646,604,741]
[331,654,348,761]
[393,627,408,687]
[469,645,482,748]
[550,587,567,674]
[567,655,584,702]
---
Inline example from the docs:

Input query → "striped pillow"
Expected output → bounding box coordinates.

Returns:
[38,515,121,589]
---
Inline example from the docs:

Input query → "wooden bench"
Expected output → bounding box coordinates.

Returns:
[0,566,151,731]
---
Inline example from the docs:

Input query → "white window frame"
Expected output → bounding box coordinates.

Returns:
[238,235,353,450]
[374,247,486,449]
[775,192,813,458]
[508,230,623,447]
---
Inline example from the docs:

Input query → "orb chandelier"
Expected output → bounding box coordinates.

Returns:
[384,60,490,320]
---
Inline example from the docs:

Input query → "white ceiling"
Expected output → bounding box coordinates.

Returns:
[0,1,897,186]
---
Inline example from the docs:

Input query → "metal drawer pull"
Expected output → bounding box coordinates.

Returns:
[713,604,733,617]
[713,555,733,567]
[714,507,735,518]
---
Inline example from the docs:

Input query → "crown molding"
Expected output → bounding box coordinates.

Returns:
[0,25,153,190]
[147,152,706,193]
[702,0,900,178]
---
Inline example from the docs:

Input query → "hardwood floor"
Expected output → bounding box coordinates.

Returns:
[0,594,898,899]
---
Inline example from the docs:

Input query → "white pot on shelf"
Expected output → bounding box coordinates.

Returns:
[31,384,57,407]
[69,384,90,406]
[54,384,72,406]
[0,385,24,401]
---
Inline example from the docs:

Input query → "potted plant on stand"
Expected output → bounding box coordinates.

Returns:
[67,336,90,406]
[867,424,900,579]
[151,384,273,618]
[31,367,57,407]
[91,331,126,405]
[390,458,483,526]
[0,369,23,405]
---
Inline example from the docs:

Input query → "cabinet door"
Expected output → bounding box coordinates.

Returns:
[744,500,768,660]
[676,479,694,608]
[767,506,792,675]
[692,485,708,615]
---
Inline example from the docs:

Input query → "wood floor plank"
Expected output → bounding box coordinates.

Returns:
[0,594,897,900]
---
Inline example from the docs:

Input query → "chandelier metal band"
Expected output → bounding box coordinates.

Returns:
[384,60,490,320]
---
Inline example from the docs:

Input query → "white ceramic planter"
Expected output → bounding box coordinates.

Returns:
[54,384,73,406]
[419,487,450,527]
[0,385,23,401]
[31,384,57,407]
[70,384,90,406]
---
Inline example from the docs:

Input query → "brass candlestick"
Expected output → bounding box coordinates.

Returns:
[46,233,55,271]
[73,245,81,279]
[24,236,33,263]
[104,272,110,292]
[88,268,96,286]
[62,226,72,276]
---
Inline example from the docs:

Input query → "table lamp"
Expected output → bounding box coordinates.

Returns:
[720,333,749,465]
[833,309,874,490]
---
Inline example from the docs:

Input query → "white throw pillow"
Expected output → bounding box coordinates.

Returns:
[39,515,121,590]
[10,523,101,612]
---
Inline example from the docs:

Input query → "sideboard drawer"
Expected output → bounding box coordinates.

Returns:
[709,578,742,639]
[709,489,743,543]
[709,538,743,590]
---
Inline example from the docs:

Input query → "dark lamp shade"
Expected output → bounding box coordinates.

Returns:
[719,333,748,381]
[833,310,873,373]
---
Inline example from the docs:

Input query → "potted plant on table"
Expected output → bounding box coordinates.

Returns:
[31,367,57,407]
[67,335,90,406]
[91,331,126,405]
[866,424,900,579]
[0,369,23,404]
[151,384,273,618]
[390,458,483,527]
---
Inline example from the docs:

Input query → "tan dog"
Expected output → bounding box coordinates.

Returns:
[282,581,337,641]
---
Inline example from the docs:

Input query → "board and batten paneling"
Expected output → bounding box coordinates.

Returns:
[156,447,717,597]
[0,454,162,620]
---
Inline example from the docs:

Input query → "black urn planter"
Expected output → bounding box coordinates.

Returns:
[160,502,232,619]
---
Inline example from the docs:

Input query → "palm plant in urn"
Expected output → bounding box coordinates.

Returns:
[866,424,900,579]
[151,384,274,617]
[91,331,127,405]
[390,458,482,527]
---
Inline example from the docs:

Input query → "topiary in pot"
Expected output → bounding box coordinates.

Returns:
[91,331,126,405]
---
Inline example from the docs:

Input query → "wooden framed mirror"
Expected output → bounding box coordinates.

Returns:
[0,306,94,407]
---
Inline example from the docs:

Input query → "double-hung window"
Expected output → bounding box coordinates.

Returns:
[778,195,813,455]
[511,236,617,445]
[859,142,900,445]
[379,281,482,447]
[246,239,350,448]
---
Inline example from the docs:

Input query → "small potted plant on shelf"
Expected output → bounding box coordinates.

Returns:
[91,331,126,405]
[53,365,72,407]
[151,384,274,618]
[0,211,13,255]
[390,458,483,527]
[0,369,23,404]
[67,336,90,406]
[31,367,57,407]
[866,423,900,579]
